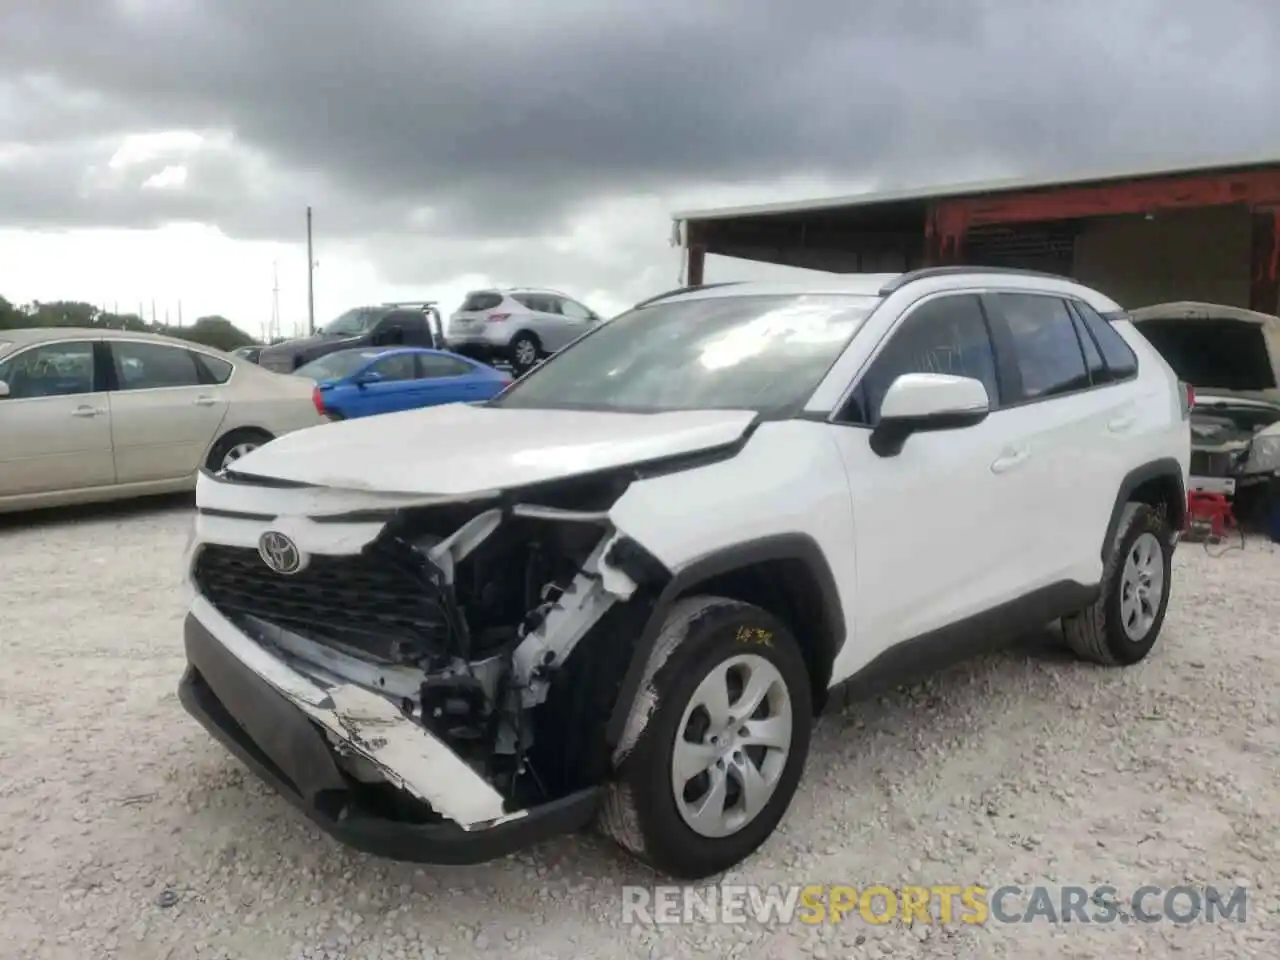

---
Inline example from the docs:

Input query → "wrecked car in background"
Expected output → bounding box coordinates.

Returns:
[1130,302,1280,500]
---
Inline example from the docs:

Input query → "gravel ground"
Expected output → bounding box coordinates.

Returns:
[1,498,1277,960]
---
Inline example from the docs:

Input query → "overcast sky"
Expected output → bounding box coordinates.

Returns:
[2,0,1278,338]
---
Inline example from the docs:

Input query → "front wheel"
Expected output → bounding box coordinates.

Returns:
[206,429,273,474]
[600,596,813,879]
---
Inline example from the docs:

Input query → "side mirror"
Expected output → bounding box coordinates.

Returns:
[355,371,383,388]
[870,373,989,457]
[0,380,9,398]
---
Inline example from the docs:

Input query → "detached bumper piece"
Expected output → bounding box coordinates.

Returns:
[178,612,600,865]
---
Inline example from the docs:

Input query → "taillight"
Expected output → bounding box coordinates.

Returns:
[312,385,325,415]
[486,312,511,324]
[1179,381,1195,419]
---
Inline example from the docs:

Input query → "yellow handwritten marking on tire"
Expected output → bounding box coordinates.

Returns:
[735,626,774,646]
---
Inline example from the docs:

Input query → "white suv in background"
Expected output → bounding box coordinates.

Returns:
[179,267,1191,880]
[445,287,604,374]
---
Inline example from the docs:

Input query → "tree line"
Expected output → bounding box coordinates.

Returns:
[0,296,261,353]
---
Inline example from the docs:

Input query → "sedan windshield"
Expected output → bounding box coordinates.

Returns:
[493,293,878,413]
[319,308,380,337]
[295,349,388,380]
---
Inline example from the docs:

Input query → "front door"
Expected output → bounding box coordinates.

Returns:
[350,352,422,416]
[0,339,115,497]
[824,292,1027,679]
[105,340,229,482]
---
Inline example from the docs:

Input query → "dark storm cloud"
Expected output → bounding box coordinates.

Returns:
[1,0,1278,259]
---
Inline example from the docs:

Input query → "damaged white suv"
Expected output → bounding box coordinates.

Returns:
[179,267,1191,879]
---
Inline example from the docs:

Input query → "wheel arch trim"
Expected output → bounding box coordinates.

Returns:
[603,533,847,752]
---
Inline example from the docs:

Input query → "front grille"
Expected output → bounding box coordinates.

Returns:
[1191,451,1238,477]
[193,544,447,661]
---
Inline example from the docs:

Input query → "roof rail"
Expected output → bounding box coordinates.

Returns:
[632,281,744,310]
[382,300,439,308]
[877,266,1073,297]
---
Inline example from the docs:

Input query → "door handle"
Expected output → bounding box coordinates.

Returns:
[1108,414,1136,432]
[991,446,1030,474]
[71,405,102,418]
[194,395,219,407]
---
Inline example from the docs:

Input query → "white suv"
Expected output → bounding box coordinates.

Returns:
[178,267,1191,880]
[446,287,604,374]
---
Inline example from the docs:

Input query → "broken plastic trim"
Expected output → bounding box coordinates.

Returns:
[188,594,516,829]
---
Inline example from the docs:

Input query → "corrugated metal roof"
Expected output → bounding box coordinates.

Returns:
[672,150,1280,224]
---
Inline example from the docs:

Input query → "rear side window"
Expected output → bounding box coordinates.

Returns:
[193,352,233,384]
[1073,301,1138,381]
[418,355,474,378]
[513,293,561,314]
[996,294,1090,401]
[370,354,417,381]
[845,294,999,425]
[461,292,503,312]
[110,341,202,390]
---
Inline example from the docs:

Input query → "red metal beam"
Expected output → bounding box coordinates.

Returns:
[1251,205,1280,315]
[952,167,1280,227]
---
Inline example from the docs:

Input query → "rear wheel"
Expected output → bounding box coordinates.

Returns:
[1062,502,1173,665]
[206,428,274,473]
[509,333,541,375]
[600,596,813,879]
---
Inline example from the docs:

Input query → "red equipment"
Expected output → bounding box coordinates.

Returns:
[1184,491,1237,542]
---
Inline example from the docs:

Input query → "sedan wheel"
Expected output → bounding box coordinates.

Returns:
[220,441,260,471]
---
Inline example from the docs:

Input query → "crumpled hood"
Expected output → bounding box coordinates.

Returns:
[229,402,758,496]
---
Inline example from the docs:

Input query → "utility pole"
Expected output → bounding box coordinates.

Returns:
[177,301,183,327]
[306,206,315,335]
[150,299,156,327]
[271,260,281,342]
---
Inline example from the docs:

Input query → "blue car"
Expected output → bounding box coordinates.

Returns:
[295,347,511,420]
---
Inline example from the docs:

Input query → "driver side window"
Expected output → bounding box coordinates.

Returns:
[0,341,97,399]
[844,294,1000,426]
[557,298,594,321]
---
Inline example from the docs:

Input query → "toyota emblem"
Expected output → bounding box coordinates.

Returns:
[258,531,306,575]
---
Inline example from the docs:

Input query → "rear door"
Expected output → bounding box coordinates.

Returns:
[413,353,495,406]
[512,293,572,350]
[0,338,115,496]
[105,340,230,482]
[980,292,1141,588]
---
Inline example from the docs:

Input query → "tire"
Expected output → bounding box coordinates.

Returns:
[600,596,813,879]
[1061,502,1173,666]
[206,428,274,473]
[508,333,541,375]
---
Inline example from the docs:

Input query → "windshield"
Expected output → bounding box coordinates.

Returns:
[295,349,386,381]
[494,293,878,413]
[319,308,381,337]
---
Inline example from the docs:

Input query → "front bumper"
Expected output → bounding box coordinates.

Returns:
[178,605,601,864]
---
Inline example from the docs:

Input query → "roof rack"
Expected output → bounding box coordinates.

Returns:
[631,281,744,310]
[877,266,1073,297]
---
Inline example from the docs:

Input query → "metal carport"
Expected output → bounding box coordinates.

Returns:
[673,153,1280,315]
